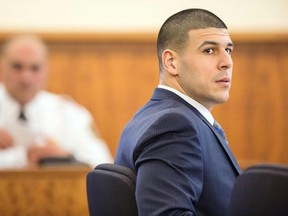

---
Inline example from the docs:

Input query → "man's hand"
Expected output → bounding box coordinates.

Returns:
[0,128,14,149]
[27,137,71,165]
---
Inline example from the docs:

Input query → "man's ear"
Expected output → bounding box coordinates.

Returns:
[161,49,178,75]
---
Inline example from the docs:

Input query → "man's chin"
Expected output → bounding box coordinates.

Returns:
[16,94,36,105]
[216,94,230,104]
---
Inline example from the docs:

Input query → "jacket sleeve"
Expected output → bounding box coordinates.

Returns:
[134,112,203,216]
[56,98,113,168]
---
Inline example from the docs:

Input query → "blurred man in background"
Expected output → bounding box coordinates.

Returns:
[0,34,113,168]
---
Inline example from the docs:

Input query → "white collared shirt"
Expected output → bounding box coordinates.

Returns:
[0,84,113,168]
[158,85,214,125]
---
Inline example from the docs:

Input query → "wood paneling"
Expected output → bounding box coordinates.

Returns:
[0,32,287,169]
[0,167,90,216]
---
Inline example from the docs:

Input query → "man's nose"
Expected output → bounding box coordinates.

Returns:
[218,51,233,70]
[19,69,33,81]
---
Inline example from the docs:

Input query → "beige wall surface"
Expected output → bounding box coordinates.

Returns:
[0,0,287,33]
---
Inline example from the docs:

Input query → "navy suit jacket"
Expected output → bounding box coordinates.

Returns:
[115,88,241,216]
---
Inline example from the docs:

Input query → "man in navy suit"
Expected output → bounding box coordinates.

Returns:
[115,8,241,216]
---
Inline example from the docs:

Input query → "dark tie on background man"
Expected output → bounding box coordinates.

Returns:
[18,109,27,121]
[213,120,228,145]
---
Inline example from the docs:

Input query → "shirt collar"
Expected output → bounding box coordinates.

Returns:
[1,84,40,120]
[158,84,214,125]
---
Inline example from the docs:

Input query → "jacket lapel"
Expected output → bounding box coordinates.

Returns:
[200,117,242,175]
[151,88,242,175]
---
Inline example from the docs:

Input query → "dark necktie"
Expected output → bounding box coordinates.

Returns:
[213,120,228,145]
[18,109,27,121]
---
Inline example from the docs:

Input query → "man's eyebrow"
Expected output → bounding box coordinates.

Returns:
[227,42,234,47]
[199,41,234,48]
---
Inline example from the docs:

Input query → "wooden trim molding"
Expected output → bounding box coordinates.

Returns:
[0,32,158,43]
[0,32,287,43]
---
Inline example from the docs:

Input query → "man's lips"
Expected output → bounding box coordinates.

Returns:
[215,77,231,88]
[216,77,231,83]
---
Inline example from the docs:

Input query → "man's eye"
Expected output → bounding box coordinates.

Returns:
[31,64,40,72]
[225,48,233,54]
[204,48,214,54]
[11,62,23,70]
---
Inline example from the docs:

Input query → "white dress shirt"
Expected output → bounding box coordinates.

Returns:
[158,85,214,125]
[0,84,113,168]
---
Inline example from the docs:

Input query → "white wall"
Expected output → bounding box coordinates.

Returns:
[0,0,287,33]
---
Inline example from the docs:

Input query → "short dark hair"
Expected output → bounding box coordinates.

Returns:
[157,8,227,70]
